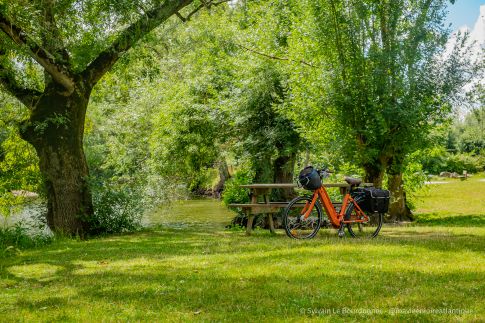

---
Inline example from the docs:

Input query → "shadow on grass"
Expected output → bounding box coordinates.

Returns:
[414,214,485,227]
[2,227,483,321]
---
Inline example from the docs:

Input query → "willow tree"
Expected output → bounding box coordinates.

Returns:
[289,0,470,220]
[0,0,229,235]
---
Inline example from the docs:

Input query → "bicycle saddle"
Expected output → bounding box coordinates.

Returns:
[344,177,362,186]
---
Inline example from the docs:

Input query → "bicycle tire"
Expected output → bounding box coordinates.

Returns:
[283,196,323,239]
[345,195,383,238]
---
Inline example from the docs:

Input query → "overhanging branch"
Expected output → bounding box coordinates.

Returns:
[176,0,230,22]
[82,0,195,87]
[0,67,42,108]
[0,13,74,94]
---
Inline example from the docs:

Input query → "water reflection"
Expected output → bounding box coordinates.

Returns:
[144,198,235,230]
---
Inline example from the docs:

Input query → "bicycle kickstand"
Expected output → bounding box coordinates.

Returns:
[338,223,345,238]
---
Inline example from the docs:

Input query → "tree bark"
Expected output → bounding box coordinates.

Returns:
[254,155,273,184]
[387,172,413,222]
[272,152,297,201]
[20,82,93,236]
[213,159,230,198]
[363,162,386,188]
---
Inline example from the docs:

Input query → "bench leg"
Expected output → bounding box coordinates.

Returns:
[246,213,255,236]
[267,213,275,234]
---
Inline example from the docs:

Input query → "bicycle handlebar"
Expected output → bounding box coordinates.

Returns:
[317,167,333,178]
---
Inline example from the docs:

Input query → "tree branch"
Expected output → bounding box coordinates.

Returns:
[42,0,70,65]
[82,0,195,87]
[0,13,74,94]
[233,42,318,68]
[0,67,42,108]
[176,0,230,22]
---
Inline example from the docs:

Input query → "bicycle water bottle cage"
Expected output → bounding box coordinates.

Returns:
[298,166,322,190]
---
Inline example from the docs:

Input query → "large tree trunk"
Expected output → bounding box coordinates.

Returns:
[213,159,230,198]
[273,153,297,201]
[363,161,386,188]
[254,155,273,184]
[387,172,413,222]
[20,82,93,236]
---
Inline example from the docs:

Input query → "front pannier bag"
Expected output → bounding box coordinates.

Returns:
[298,166,322,190]
[353,187,390,213]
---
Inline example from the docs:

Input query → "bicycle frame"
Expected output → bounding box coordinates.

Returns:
[302,186,368,228]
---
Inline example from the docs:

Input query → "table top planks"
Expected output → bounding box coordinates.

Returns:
[240,182,373,189]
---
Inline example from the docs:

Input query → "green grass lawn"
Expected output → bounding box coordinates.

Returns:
[0,179,484,322]
[413,173,485,226]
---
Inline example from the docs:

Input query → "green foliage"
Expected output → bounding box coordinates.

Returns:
[231,63,301,182]
[31,112,71,135]
[445,153,484,173]
[419,147,449,175]
[2,0,482,233]
[402,154,428,210]
[449,106,485,154]
[0,222,51,257]
[0,98,42,218]
[418,146,484,174]
[89,181,143,235]
[150,102,222,192]
[287,0,473,183]
[222,166,254,206]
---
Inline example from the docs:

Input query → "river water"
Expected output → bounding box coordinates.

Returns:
[2,198,235,233]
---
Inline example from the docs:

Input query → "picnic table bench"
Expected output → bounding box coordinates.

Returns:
[229,182,373,235]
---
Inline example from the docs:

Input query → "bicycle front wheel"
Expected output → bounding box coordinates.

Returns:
[283,196,323,239]
[345,196,383,238]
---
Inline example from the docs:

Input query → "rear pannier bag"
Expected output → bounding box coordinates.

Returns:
[352,187,390,213]
[298,166,322,190]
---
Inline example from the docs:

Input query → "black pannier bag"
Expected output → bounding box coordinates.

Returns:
[298,166,322,190]
[352,187,390,213]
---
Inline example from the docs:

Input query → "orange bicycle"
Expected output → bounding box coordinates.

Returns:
[283,166,388,239]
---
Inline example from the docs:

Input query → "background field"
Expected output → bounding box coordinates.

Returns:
[0,176,484,322]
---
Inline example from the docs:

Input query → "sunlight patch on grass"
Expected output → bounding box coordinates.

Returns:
[8,263,63,281]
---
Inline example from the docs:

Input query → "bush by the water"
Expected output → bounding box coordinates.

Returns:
[222,169,253,206]
[90,183,144,235]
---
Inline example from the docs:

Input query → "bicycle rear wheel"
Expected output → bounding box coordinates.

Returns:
[345,196,383,238]
[283,196,323,239]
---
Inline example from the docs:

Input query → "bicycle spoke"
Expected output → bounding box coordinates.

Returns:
[345,199,383,238]
[283,197,322,239]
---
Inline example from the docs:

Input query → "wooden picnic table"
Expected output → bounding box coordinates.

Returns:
[229,182,373,235]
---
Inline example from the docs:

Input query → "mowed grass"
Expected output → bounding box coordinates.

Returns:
[413,173,485,226]
[0,190,484,322]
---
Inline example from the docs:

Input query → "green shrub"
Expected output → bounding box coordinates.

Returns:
[445,153,483,173]
[403,157,428,210]
[222,168,254,206]
[89,182,144,235]
[0,222,52,257]
[419,147,448,174]
[419,147,484,174]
